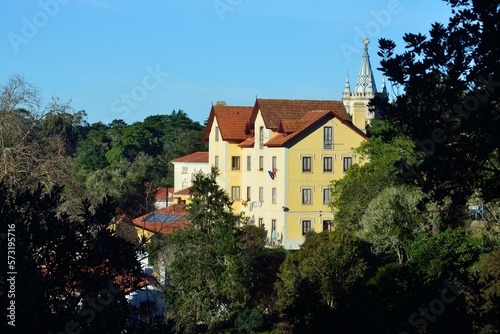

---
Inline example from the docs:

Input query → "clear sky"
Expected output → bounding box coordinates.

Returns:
[1,0,452,125]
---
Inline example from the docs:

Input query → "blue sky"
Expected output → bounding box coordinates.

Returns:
[1,0,452,125]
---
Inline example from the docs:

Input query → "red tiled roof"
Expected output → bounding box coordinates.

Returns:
[174,187,191,196]
[155,187,174,201]
[171,151,209,163]
[238,137,255,148]
[202,105,253,142]
[265,110,367,147]
[132,203,188,236]
[249,98,351,132]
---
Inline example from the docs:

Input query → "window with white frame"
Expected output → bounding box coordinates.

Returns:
[324,126,333,149]
[246,155,251,171]
[246,186,251,201]
[232,156,240,170]
[259,156,264,171]
[302,156,312,172]
[302,219,312,235]
[258,218,264,228]
[272,187,277,204]
[272,156,277,171]
[323,187,331,204]
[231,186,240,201]
[323,156,333,173]
[215,126,220,141]
[259,187,264,202]
[214,156,219,170]
[181,166,188,174]
[302,188,312,205]
[343,156,353,172]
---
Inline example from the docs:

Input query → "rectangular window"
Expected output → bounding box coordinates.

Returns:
[258,218,264,228]
[246,155,251,171]
[323,188,331,204]
[323,220,332,231]
[232,156,240,170]
[323,156,333,173]
[271,219,276,231]
[272,156,277,171]
[259,187,264,202]
[302,156,312,172]
[302,220,312,236]
[343,156,353,172]
[324,126,333,149]
[214,156,219,170]
[181,166,188,174]
[302,188,312,205]
[215,126,220,141]
[231,186,240,201]
[259,156,264,171]
[259,126,264,149]
[272,187,277,204]
[246,186,251,201]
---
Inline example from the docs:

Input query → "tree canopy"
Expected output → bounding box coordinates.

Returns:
[373,0,500,204]
[0,182,142,333]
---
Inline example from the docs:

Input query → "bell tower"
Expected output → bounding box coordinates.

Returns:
[342,37,388,131]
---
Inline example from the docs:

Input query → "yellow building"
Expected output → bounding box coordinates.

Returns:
[203,99,367,249]
[202,40,386,249]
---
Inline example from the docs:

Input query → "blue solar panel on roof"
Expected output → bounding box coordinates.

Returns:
[143,214,180,223]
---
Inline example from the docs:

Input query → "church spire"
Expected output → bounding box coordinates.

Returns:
[355,37,377,94]
[344,71,351,94]
[381,77,388,95]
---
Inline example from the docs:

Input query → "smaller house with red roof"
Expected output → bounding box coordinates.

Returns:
[131,201,188,244]
[154,187,175,209]
[170,151,210,194]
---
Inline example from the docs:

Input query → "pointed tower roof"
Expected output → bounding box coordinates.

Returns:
[344,71,351,94]
[355,37,377,94]
[381,77,388,95]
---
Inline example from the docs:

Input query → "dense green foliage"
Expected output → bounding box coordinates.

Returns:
[373,0,500,205]
[275,231,374,333]
[1,1,499,333]
[0,183,142,333]
[161,169,286,333]
[75,110,207,216]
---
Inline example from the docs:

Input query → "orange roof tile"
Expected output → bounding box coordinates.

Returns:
[265,110,367,147]
[203,105,253,142]
[171,151,209,163]
[250,99,351,132]
[238,137,255,148]
[132,203,188,236]
[174,187,191,196]
[155,187,174,201]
